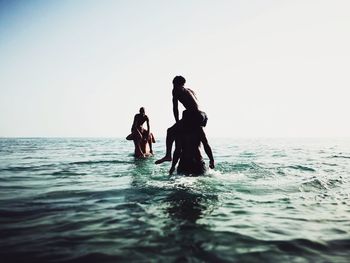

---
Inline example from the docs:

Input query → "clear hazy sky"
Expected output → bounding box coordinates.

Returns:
[1,0,349,138]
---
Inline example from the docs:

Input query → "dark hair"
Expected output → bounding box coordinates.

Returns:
[139,107,145,113]
[173,76,186,86]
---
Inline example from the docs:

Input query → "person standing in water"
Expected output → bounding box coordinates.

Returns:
[155,76,208,164]
[169,126,215,175]
[130,107,154,157]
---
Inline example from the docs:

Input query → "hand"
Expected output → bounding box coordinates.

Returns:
[209,161,215,169]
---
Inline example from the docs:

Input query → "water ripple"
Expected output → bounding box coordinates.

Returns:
[0,138,349,262]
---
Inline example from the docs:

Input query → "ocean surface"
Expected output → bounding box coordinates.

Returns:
[0,138,349,263]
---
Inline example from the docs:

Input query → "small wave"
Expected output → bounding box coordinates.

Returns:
[272,153,287,157]
[322,162,338,167]
[68,160,133,165]
[0,202,81,219]
[272,238,328,254]
[37,188,132,201]
[239,151,256,157]
[215,162,276,179]
[300,177,329,191]
[51,170,87,176]
[63,253,124,263]
[0,164,54,172]
[286,165,315,172]
[216,162,263,173]
[0,160,133,172]
[331,155,350,159]
[327,177,345,187]
[22,156,49,160]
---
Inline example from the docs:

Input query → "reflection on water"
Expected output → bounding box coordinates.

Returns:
[166,189,206,223]
[164,189,219,262]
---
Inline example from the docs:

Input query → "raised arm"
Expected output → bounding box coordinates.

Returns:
[200,128,215,169]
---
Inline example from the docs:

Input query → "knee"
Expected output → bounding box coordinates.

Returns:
[167,127,173,135]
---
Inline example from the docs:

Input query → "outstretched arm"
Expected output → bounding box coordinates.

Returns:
[200,128,215,169]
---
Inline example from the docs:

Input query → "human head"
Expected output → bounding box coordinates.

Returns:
[172,76,186,87]
[139,107,145,115]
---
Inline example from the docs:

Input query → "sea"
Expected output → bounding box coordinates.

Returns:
[0,137,349,263]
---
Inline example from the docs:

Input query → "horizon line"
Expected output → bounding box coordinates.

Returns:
[1,136,350,140]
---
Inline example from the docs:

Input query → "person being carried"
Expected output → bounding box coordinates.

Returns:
[126,107,155,158]
[169,126,215,175]
[155,75,207,164]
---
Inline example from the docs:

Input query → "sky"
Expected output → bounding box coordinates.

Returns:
[1,0,349,138]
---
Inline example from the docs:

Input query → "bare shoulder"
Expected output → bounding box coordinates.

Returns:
[172,88,179,97]
[134,114,143,122]
[187,88,198,99]
[187,88,195,93]
[187,88,196,95]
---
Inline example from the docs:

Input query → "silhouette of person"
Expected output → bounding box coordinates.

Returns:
[169,126,214,175]
[127,107,154,158]
[155,76,208,164]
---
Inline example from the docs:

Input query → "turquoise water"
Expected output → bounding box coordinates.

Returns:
[0,138,349,262]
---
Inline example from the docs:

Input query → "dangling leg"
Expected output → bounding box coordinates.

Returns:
[155,122,181,164]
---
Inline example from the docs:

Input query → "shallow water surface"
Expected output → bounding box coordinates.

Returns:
[0,138,349,262]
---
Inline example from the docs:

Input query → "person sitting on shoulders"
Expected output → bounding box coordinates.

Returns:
[129,107,154,157]
[156,76,208,164]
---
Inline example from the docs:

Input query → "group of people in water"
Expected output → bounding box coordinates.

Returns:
[126,76,215,175]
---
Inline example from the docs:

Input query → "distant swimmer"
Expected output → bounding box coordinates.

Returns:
[155,76,208,164]
[169,126,214,175]
[126,107,155,158]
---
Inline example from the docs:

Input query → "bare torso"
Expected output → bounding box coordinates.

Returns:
[132,114,148,131]
[173,87,199,111]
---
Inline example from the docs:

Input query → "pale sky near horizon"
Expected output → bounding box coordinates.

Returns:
[1,0,349,138]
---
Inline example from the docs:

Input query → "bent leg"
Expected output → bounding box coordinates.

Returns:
[155,122,182,164]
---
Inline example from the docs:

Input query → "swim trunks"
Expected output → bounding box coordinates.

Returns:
[182,110,208,128]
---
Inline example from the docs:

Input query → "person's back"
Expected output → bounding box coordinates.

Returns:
[177,128,206,175]
[132,114,147,130]
[173,87,199,112]
[180,129,202,161]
